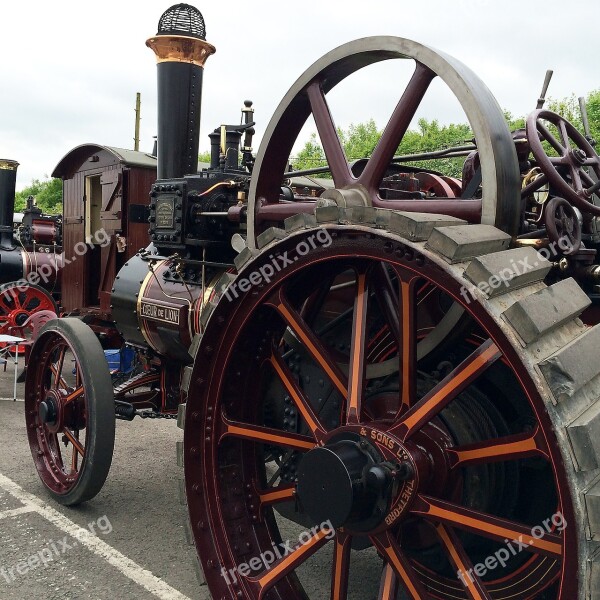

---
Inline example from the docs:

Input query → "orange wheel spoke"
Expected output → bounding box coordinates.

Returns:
[246,526,332,597]
[330,532,352,600]
[62,429,85,457]
[448,425,548,468]
[371,531,432,600]
[358,62,435,191]
[269,290,347,397]
[221,415,315,452]
[306,81,353,187]
[256,484,296,509]
[54,346,66,387]
[71,445,79,473]
[377,564,400,600]
[49,364,69,391]
[347,271,369,424]
[436,524,492,600]
[412,495,563,557]
[63,385,84,405]
[269,351,326,440]
[391,339,501,441]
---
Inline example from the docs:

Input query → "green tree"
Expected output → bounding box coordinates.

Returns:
[198,150,211,165]
[292,118,473,178]
[290,88,600,180]
[339,119,382,160]
[396,118,473,178]
[585,90,600,142]
[14,178,62,214]
[293,133,327,172]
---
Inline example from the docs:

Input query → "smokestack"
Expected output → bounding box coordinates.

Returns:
[0,159,18,249]
[146,4,216,180]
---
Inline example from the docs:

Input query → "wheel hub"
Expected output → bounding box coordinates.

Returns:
[14,311,29,327]
[571,147,587,164]
[297,437,378,528]
[296,430,420,532]
[39,395,58,425]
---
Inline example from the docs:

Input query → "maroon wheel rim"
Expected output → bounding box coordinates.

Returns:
[185,227,577,600]
[25,330,87,494]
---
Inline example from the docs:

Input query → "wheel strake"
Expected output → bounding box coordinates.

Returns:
[183,210,600,599]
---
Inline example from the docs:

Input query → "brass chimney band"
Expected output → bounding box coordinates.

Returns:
[146,35,216,67]
[0,160,19,171]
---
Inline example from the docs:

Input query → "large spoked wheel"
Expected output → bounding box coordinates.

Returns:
[25,318,115,505]
[185,213,600,599]
[527,109,600,215]
[248,36,521,246]
[0,282,58,352]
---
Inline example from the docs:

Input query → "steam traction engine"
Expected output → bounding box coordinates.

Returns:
[24,4,600,599]
[0,161,61,346]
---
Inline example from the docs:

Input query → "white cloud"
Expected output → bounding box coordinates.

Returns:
[1,0,598,189]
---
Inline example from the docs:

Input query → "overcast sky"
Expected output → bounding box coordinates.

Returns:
[1,0,598,190]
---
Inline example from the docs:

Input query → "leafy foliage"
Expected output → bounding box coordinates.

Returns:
[198,150,212,164]
[291,89,600,179]
[546,90,600,144]
[396,119,472,178]
[294,133,327,171]
[15,178,62,214]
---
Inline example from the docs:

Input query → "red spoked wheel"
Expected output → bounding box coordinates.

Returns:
[25,318,115,505]
[0,282,58,352]
[184,214,596,599]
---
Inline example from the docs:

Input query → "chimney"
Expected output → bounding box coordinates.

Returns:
[146,4,216,180]
[0,159,18,249]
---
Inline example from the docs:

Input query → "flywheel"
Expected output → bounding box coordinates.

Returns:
[247,36,521,246]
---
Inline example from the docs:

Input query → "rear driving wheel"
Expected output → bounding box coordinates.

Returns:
[184,214,599,599]
[25,317,115,505]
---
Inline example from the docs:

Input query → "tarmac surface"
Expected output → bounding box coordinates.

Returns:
[0,358,388,600]
[0,361,209,600]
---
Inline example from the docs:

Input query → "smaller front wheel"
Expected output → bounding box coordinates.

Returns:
[25,317,115,505]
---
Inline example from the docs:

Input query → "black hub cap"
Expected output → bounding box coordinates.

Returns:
[15,312,29,326]
[38,397,58,424]
[296,435,391,530]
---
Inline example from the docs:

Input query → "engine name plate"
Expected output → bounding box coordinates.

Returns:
[140,301,181,325]
[156,199,175,229]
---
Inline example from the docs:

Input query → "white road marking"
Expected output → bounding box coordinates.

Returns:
[0,473,192,600]
[0,505,36,520]
[0,398,23,402]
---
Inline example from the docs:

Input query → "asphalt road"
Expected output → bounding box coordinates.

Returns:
[0,365,208,600]
[0,361,387,600]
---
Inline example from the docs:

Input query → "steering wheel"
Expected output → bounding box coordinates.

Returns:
[544,196,581,255]
[526,109,600,216]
